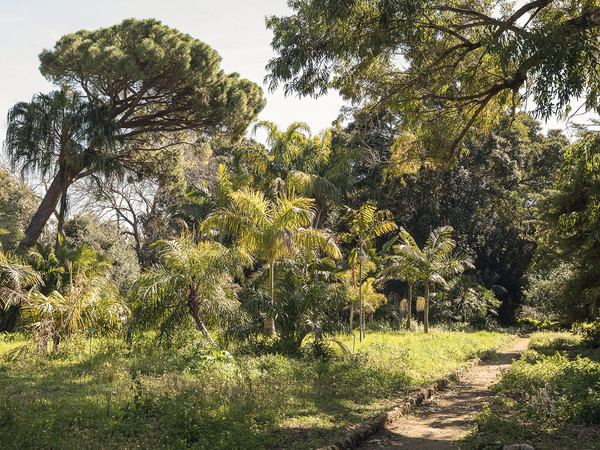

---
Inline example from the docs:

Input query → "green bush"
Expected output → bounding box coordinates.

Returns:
[464,331,600,449]
[575,321,600,348]
[228,261,349,355]
[498,351,600,423]
[431,275,500,329]
[515,317,562,332]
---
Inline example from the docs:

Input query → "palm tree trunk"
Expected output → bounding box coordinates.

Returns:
[424,279,430,333]
[264,261,277,337]
[350,262,356,331]
[359,258,364,341]
[187,292,215,345]
[406,282,412,331]
[56,166,71,239]
[20,167,79,249]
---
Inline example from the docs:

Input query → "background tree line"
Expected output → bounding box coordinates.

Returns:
[2,1,600,353]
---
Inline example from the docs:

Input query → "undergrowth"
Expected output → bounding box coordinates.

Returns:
[461,330,600,449]
[0,328,511,449]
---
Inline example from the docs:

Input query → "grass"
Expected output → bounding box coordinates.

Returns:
[460,331,600,449]
[0,328,512,449]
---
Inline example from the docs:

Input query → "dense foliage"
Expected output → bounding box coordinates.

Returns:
[536,132,600,321]
[267,0,600,156]
[1,8,600,447]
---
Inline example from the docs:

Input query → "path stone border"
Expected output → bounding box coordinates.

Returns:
[317,338,516,450]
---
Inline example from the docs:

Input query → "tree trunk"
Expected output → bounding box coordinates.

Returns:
[406,282,412,331]
[56,168,70,239]
[20,167,79,249]
[359,259,364,341]
[350,261,355,331]
[264,261,277,337]
[187,292,215,345]
[0,305,21,332]
[424,279,430,333]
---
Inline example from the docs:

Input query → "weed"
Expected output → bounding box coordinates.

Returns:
[462,330,600,449]
[0,328,510,448]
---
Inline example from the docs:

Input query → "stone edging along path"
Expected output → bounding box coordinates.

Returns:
[317,336,523,450]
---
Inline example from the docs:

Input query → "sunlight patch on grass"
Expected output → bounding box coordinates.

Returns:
[0,328,512,449]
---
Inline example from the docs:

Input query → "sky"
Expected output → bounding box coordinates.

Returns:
[0,0,346,144]
[0,0,597,150]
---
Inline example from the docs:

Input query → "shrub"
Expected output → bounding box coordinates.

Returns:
[431,275,500,329]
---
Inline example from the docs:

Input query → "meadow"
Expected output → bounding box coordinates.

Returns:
[0,328,511,449]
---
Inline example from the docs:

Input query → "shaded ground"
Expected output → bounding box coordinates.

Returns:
[359,337,531,449]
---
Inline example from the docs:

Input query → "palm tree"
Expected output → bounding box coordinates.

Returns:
[381,254,420,330]
[202,187,341,336]
[254,122,343,227]
[394,226,474,332]
[341,203,397,340]
[23,266,128,352]
[4,89,117,248]
[168,163,239,240]
[131,234,252,344]
[28,235,110,296]
[0,248,42,331]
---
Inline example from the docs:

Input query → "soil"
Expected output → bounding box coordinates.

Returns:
[358,336,531,449]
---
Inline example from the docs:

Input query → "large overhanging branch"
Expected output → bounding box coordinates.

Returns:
[405,4,600,155]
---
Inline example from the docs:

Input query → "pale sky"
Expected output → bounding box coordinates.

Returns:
[1,0,597,149]
[0,0,346,144]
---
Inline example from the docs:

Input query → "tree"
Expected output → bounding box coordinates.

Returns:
[131,235,251,343]
[76,174,159,266]
[6,18,265,248]
[62,215,140,291]
[238,121,343,227]
[5,89,117,247]
[23,267,128,352]
[381,252,419,330]
[258,260,348,354]
[202,187,341,336]
[28,234,113,296]
[353,277,387,325]
[266,0,600,156]
[538,131,600,320]
[378,112,568,322]
[394,226,473,332]
[0,167,38,251]
[341,203,397,340]
[0,249,41,332]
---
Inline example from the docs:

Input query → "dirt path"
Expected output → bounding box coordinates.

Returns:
[358,337,531,449]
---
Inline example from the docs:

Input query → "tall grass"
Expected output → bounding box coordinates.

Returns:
[0,328,511,449]
[462,331,600,449]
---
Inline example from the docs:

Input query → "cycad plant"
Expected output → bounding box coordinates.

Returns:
[271,261,347,354]
[393,226,474,332]
[131,234,252,344]
[202,187,340,336]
